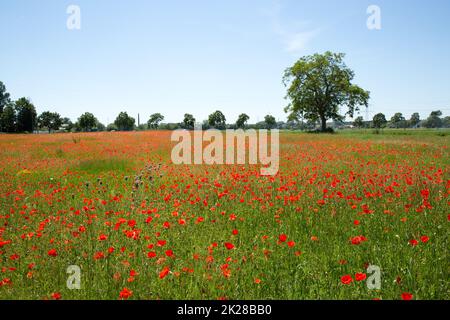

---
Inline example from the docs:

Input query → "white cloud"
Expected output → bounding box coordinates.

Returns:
[284,29,319,53]
[263,0,319,54]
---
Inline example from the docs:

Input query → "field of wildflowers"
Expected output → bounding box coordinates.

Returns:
[0,130,448,300]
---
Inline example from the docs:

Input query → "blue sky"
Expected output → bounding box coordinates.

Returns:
[1,0,449,125]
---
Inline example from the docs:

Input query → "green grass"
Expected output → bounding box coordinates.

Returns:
[75,159,134,174]
[0,130,448,300]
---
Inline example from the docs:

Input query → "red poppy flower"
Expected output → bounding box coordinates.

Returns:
[224,242,235,250]
[130,269,138,277]
[340,275,353,285]
[401,292,413,300]
[51,292,62,300]
[350,235,367,245]
[47,249,57,257]
[165,250,174,257]
[355,273,367,281]
[94,251,105,260]
[147,251,157,258]
[119,287,133,300]
[279,234,287,242]
[159,267,170,279]
[157,240,166,247]
[420,236,429,243]
[409,239,418,246]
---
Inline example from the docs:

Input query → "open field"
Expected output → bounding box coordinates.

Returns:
[0,130,448,300]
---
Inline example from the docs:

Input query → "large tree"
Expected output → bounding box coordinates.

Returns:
[443,116,450,128]
[147,113,164,129]
[236,113,249,129]
[353,116,365,128]
[283,51,370,132]
[38,111,63,133]
[0,104,16,133]
[15,97,37,132]
[62,117,74,132]
[208,110,226,129]
[423,110,443,128]
[182,113,196,129]
[390,112,406,128]
[372,113,387,129]
[114,112,135,131]
[78,112,98,132]
[264,114,277,129]
[409,112,420,128]
[0,81,11,114]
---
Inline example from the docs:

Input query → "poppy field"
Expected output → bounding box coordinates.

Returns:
[0,130,448,300]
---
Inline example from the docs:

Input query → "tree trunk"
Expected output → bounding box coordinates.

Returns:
[320,116,327,132]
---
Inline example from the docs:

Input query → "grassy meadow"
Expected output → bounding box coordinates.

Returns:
[0,129,448,300]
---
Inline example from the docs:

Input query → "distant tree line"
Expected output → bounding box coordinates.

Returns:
[353,111,450,130]
[1,80,448,134]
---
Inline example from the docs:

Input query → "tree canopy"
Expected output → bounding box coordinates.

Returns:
[372,113,387,129]
[264,114,277,129]
[38,111,63,133]
[283,51,370,132]
[147,113,164,129]
[0,104,16,133]
[423,110,443,128]
[182,113,196,129]
[78,112,98,132]
[390,112,406,128]
[114,112,135,131]
[236,113,249,129]
[0,81,10,114]
[208,110,226,129]
[15,97,37,132]
[353,116,364,128]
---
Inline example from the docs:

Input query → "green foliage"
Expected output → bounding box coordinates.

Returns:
[114,112,135,131]
[182,114,196,130]
[409,113,420,128]
[353,116,365,128]
[443,116,450,128]
[283,51,370,132]
[423,110,443,128]
[236,113,250,129]
[147,113,164,129]
[390,112,406,128]
[0,81,11,114]
[372,113,387,129]
[75,159,132,174]
[78,112,98,132]
[96,121,106,132]
[208,110,226,129]
[38,111,63,133]
[62,117,74,132]
[0,104,16,132]
[264,114,277,129]
[15,97,37,132]
[106,123,118,131]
